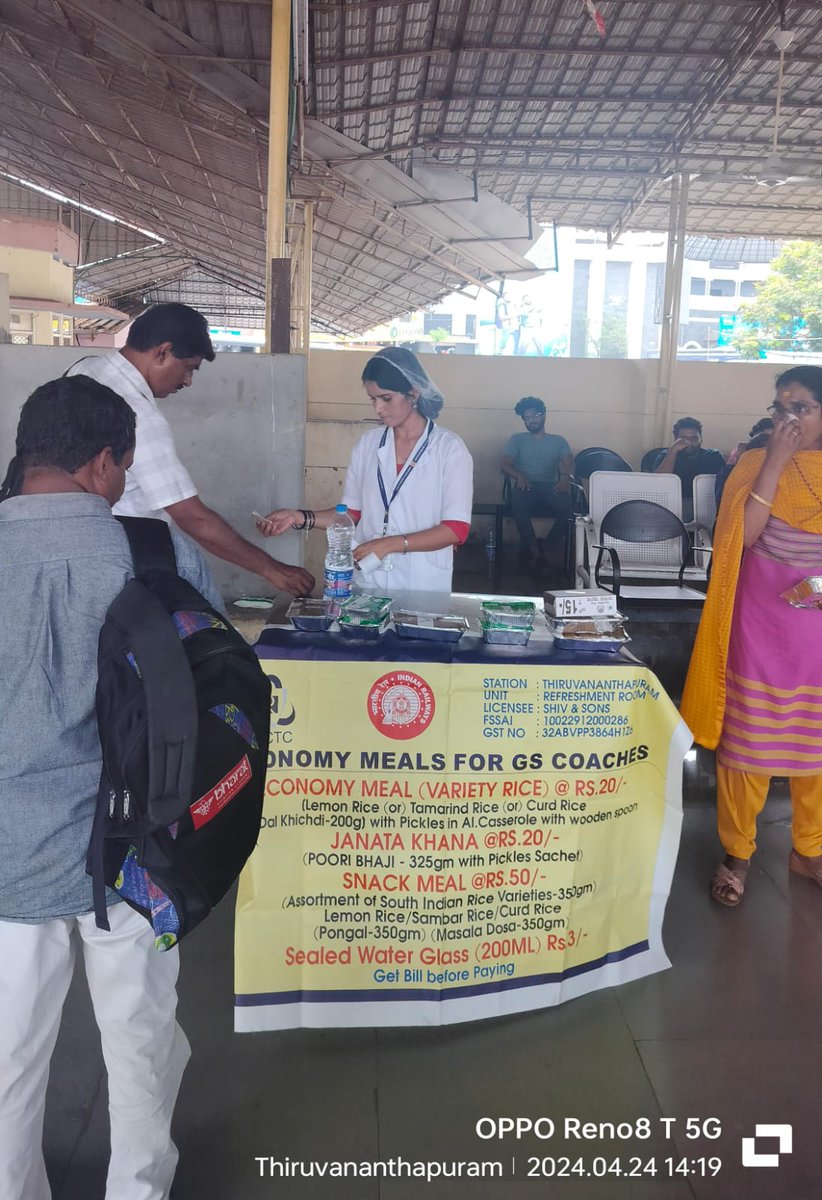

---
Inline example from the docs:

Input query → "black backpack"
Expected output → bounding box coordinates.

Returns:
[87,517,271,949]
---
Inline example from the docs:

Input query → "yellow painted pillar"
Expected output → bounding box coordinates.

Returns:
[264,0,291,352]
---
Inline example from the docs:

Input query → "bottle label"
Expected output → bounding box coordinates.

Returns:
[323,568,354,601]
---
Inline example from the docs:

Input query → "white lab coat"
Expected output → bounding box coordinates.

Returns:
[341,422,473,593]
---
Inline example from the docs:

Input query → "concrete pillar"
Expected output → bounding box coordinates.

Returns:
[0,274,9,342]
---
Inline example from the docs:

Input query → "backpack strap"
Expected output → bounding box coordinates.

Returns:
[106,579,198,820]
[116,515,178,577]
[89,776,113,931]
[115,516,195,815]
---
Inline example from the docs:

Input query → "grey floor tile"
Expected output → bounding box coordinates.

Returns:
[618,801,822,1042]
[172,900,381,1199]
[638,1039,822,1200]
[374,991,691,1199]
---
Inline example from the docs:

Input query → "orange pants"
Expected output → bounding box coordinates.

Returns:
[717,764,822,859]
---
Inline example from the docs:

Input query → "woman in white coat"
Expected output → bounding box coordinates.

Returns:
[257,347,474,594]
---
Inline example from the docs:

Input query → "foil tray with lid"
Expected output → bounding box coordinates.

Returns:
[392,610,468,643]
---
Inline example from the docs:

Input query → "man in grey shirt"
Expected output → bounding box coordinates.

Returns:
[0,376,217,1200]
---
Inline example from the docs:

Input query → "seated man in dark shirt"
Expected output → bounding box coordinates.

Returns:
[653,417,725,522]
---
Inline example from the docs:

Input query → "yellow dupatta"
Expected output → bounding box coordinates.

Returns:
[680,449,822,748]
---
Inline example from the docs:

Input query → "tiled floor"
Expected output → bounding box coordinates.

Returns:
[42,544,822,1200]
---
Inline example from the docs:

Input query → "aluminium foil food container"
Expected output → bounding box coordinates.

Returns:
[549,615,627,640]
[551,635,630,654]
[286,598,336,631]
[550,613,629,654]
[480,623,533,647]
[341,593,393,622]
[480,600,536,628]
[392,611,468,643]
[337,615,390,641]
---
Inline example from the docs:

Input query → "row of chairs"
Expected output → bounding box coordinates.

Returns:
[475,447,717,602]
[574,471,718,603]
[573,446,669,480]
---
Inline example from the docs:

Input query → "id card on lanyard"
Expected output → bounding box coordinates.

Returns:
[376,419,434,537]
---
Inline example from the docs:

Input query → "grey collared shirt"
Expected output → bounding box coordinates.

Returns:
[0,492,224,921]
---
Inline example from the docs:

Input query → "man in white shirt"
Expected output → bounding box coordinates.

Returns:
[67,303,313,597]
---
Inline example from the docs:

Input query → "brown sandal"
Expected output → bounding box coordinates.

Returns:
[789,850,822,888]
[710,861,748,907]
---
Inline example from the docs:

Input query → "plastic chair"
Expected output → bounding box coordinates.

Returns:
[575,470,682,587]
[574,447,633,480]
[640,447,667,472]
[692,473,718,534]
[691,473,718,572]
[594,500,692,600]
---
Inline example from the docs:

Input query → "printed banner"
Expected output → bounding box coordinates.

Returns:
[235,641,689,1030]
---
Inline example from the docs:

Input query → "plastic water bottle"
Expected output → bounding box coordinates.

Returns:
[485,525,496,562]
[323,504,355,610]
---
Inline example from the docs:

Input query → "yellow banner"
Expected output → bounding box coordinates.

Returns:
[235,655,690,1029]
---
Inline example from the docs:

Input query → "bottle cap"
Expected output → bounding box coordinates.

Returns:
[335,504,348,513]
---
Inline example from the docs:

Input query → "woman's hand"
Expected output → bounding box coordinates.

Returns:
[353,536,401,563]
[765,414,802,469]
[256,508,304,536]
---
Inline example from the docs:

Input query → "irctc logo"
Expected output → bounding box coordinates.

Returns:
[741,1124,792,1168]
[268,672,295,726]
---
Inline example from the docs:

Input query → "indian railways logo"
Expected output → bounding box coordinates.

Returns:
[367,671,435,741]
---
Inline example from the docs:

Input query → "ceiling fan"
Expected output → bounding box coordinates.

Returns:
[696,28,822,188]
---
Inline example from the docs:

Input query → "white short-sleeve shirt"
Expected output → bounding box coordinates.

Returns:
[66,354,197,519]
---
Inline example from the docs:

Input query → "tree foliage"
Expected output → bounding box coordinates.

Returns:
[427,326,451,343]
[733,241,822,359]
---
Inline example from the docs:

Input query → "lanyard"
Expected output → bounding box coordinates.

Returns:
[377,419,434,536]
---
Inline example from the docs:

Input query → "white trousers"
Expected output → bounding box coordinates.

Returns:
[0,903,190,1200]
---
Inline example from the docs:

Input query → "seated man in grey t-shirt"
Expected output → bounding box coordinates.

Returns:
[501,396,574,571]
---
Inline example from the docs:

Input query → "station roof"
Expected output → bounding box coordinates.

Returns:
[0,0,820,334]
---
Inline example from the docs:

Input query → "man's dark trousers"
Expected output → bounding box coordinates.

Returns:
[510,483,573,556]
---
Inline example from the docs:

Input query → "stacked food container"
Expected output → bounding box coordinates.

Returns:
[544,589,629,653]
[480,600,538,646]
[337,594,393,640]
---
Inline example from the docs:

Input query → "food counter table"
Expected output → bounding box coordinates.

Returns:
[234,593,690,1030]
